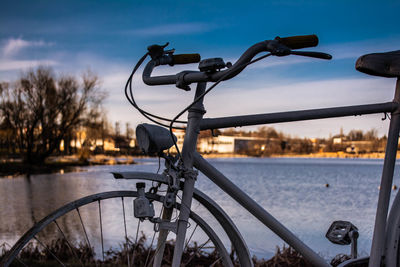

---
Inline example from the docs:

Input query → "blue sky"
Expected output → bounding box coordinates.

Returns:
[1,0,399,137]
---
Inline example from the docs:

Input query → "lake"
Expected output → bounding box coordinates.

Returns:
[1,157,400,261]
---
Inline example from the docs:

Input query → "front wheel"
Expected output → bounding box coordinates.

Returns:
[1,190,235,267]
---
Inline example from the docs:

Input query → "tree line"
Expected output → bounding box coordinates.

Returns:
[212,126,387,156]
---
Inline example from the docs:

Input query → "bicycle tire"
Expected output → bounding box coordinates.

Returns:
[1,190,235,267]
[384,189,400,267]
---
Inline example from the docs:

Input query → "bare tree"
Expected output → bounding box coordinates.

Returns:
[348,130,364,141]
[364,128,378,140]
[256,126,279,138]
[0,67,106,164]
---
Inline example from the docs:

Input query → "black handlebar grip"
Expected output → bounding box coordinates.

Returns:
[275,35,319,49]
[172,54,201,65]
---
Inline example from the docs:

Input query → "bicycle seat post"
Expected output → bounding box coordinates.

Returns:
[172,81,207,266]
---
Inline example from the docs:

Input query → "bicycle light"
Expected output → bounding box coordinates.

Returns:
[199,58,230,72]
[134,182,155,219]
[136,123,177,155]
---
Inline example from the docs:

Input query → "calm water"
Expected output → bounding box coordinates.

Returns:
[1,157,400,260]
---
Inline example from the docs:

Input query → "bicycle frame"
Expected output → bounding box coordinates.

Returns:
[135,37,400,266]
[174,78,400,267]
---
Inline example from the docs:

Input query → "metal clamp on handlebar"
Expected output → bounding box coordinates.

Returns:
[176,71,194,91]
[265,40,291,56]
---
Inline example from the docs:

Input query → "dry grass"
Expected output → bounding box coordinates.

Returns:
[1,235,229,267]
[252,246,313,267]
[1,237,321,267]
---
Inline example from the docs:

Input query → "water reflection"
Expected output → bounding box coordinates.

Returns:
[0,157,400,260]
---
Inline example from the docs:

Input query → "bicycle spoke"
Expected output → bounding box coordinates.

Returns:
[98,200,104,262]
[209,256,223,267]
[183,238,211,267]
[184,223,198,252]
[3,243,28,267]
[147,234,168,267]
[76,207,92,250]
[122,197,131,267]
[54,220,84,267]
[14,256,28,267]
[33,236,66,266]
[132,218,141,265]
[144,230,157,267]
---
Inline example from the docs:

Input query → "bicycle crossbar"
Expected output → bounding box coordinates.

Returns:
[199,102,398,130]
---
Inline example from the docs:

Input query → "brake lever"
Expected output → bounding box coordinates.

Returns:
[148,42,173,60]
[290,51,332,60]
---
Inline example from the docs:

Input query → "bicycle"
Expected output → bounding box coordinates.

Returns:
[1,34,400,267]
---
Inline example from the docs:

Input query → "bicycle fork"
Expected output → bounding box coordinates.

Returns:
[171,82,206,267]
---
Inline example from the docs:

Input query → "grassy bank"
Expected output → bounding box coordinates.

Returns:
[1,238,316,267]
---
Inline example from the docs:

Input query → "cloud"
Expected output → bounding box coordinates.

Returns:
[126,22,213,37]
[0,38,58,75]
[2,37,52,57]
[320,36,400,61]
[0,59,58,72]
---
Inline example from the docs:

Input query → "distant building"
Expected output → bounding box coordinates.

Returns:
[333,137,343,144]
[94,138,120,152]
[60,129,136,153]
[198,135,266,154]
[198,135,236,153]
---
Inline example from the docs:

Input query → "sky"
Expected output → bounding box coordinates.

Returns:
[1,0,399,138]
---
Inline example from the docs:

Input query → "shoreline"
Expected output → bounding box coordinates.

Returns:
[270,152,387,159]
[0,152,391,177]
[201,152,388,159]
[0,154,137,177]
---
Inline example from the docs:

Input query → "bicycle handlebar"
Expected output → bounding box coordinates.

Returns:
[143,40,273,86]
[142,34,331,88]
[172,54,201,65]
[275,34,318,50]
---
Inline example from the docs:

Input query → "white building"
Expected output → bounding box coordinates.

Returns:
[198,135,266,154]
[198,135,236,153]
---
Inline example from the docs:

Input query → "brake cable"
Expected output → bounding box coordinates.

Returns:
[124,52,187,129]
